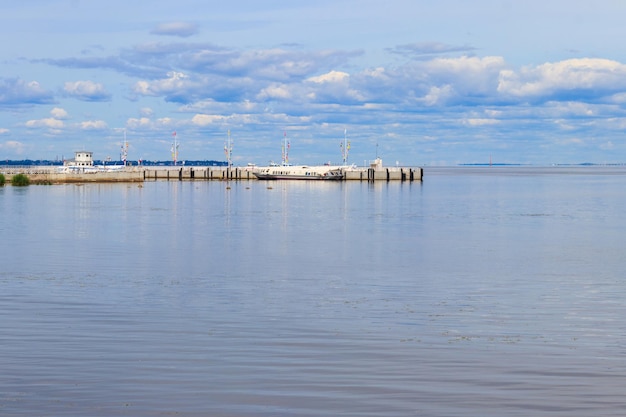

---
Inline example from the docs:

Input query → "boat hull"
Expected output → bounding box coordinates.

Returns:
[254,173,343,180]
[253,165,344,180]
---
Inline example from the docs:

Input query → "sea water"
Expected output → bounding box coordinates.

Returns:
[1,166,626,416]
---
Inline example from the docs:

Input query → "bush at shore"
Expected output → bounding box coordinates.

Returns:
[11,173,30,186]
[0,173,5,186]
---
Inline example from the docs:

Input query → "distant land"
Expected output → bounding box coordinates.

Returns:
[1,159,228,167]
[459,163,626,167]
[460,163,525,166]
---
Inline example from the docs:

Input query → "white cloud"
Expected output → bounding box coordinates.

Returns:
[556,137,585,146]
[124,116,176,130]
[257,84,291,100]
[485,110,503,117]
[23,107,70,130]
[156,117,174,126]
[422,85,454,106]
[133,81,151,96]
[307,70,350,84]
[50,107,68,119]
[551,101,595,117]
[126,117,152,129]
[25,118,64,129]
[0,78,54,105]
[363,67,387,79]
[607,92,626,104]
[132,71,191,97]
[463,118,500,126]
[140,107,154,117]
[428,56,505,74]
[0,128,9,134]
[80,120,108,130]
[64,80,110,101]
[191,114,226,126]
[242,100,256,111]
[424,56,506,97]
[498,58,626,98]
[302,70,368,103]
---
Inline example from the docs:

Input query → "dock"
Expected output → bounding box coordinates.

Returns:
[1,165,422,184]
[143,165,422,182]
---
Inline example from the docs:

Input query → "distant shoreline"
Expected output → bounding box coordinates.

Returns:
[459,163,626,167]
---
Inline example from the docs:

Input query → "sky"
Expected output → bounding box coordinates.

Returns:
[2,0,626,166]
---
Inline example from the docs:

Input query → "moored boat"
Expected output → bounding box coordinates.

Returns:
[253,165,344,180]
[253,131,348,180]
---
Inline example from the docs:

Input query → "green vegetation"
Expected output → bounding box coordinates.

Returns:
[11,173,30,186]
[0,173,5,186]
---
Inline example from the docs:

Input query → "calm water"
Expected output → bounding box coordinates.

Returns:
[1,167,626,416]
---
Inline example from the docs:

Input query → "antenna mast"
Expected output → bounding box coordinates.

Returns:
[340,128,350,165]
[121,129,129,166]
[171,131,179,165]
[282,131,290,165]
[224,130,233,168]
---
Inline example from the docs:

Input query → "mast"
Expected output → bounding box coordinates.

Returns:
[224,130,233,168]
[171,131,179,165]
[340,128,350,165]
[120,129,128,166]
[282,131,290,165]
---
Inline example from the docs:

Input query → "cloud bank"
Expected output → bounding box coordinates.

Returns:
[2,7,626,165]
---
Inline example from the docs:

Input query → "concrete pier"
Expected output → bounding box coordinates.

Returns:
[2,165,422,184]
[2,168,144,184]
[342,167,422,181]
[142,167,259,181]
[141,166,423,182]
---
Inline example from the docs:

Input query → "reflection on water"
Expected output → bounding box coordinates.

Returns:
[2,169,626,416]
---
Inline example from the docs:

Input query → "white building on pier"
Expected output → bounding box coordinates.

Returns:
[64,151,94,168]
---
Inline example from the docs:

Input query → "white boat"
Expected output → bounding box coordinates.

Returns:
[253,164,344,180]
[252,131,347,180]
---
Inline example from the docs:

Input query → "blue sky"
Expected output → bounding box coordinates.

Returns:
[2,0,626,166]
